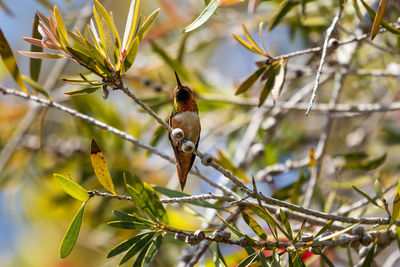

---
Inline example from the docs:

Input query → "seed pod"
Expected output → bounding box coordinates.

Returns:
[338,234,351,248]
[201,153,213,166]
[360,233,373,246]
[249,143,264,159]
[221,231,231,241]
[186,234,198,245]
[301,233,314,242]
[328,38,339,49]
[171,128,184,143]
[352,225,365,236]
[175,232,186,241]
[212,231,224,242]
[238,237,248,247]
[194,230,205,241]
[182,141,195,153]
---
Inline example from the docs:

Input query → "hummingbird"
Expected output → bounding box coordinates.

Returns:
[168,72,201,191]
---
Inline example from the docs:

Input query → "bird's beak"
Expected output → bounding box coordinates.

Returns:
[175,71,183,88]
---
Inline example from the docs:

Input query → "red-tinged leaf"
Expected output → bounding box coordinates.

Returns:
[235,66,267,95]
[184,0,218,33]
[121,36,139,73]
[19,51,66,59]
[0,29,28,93]
[370,0,388,40]
[59,203,86,258]
[360,0,400,36]
[90,139,116,195]
[22,37,44,48]
[30,14,43,81]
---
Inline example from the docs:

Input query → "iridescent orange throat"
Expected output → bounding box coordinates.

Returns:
[173,86,198,113]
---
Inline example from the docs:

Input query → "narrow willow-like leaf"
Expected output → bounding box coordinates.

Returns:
[360,0,400,35]
[0,29,28,93]
[94,0,117,41]
[318,223,360,241]
[370,0,388,40]
[59,203,85,258]
[352,185,380,208]
[121,36,139,73]
[153,186,222,210]
[314,220,333,238]
[390,181,400,227]
[259,64,280,106]
[184,0,218,33]
[235,66,267,95]
[242,211,268,240]
[64,85,102,96]
[66,46,100,73]
[107,220,150,229]
[107,231,156,258]
[342,153,387,171]
[53,5,69,46]
[143,234,163,265]
[279,208,293,240]
[242,24,265,55]
[268,0,298,31]
[122,0,141,49]
[137,8,160,41]
[247,203,279,240]
[22,75,49,98]
[54,174,89,201]
[19,51,66,59]
[361,242,377,267]
[133,239,153,267]
[215,148,249,182]
[215,213,244,237]
[119,231,155,265]
[126,175,168,224]
[374,179,383,200]
[237,251,259,267]
[93,5,105,52]
[30,14,42,81]
[353,0,364,22]
[216,243,228,267]
[233,33,264,55]
[320,253,334,267]
[90,139,116,195]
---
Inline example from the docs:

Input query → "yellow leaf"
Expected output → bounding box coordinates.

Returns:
[217,0,244,7]
[90,139,116,195]
[370,0,388,40]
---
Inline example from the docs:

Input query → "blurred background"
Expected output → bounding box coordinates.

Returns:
[1,0,400,266]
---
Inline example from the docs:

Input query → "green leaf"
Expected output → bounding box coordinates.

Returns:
[137,8,160,41]
[19,51,66,59]
[237,251,259,267]
[153,186,222,210]
[122,0,141,49]
[235,66,267,95]
[314,220,333,238]
[396,226,400,250]
[143,234,163,265]
[361,242,377,267]
[0,29,28,93]
[133,238,153,267]
[66,46,101,74]
[320,253,334,267]
[112,210,153,225]
[64,85,102,96]
[216,243,228,267]
[352,0,364,22]
[22,75,49,98]
[54,5,69,46]
[390,181,400,227]
[184,0,218,33]
[259,63,280,106]
[94,0,118,43]
[215,148,249,182]
[352,185,380,208]
[151,41,189,81]
[121,36,139,73]
[215,213,244,237]
[242,211,268,240]
[108,220,151,229]
[279,208,293,240]
[59,203,86,258]
[360,0,400,35]
[53,174,89,201]
[126,174,168,224]
[370,0,389,40]
[233,33,264,55]
[374,179,383,200]
[107,231,156,258]
[318,223,360,241]
[268,0,298,31]
[119,231,156,265]
[90,139,116,195]
[340,153,387,171]
[30,14,43,81]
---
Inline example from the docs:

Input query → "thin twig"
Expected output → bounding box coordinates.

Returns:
[306,8,343,115]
